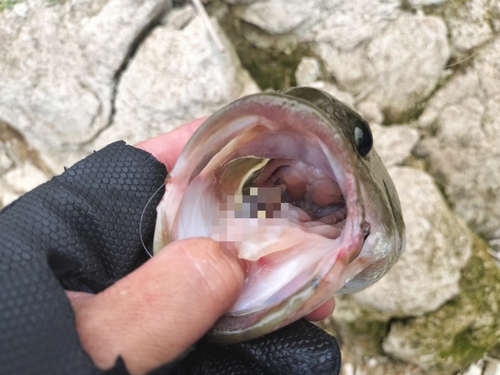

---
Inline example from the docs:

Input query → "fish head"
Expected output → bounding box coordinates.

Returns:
[153,87,405,343]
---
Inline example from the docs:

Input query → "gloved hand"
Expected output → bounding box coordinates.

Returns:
[0,119,341,375]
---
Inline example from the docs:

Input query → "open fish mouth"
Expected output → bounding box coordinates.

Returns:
[153,87,405,343]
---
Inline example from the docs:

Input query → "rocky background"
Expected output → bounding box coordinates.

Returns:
[1,0,500,374]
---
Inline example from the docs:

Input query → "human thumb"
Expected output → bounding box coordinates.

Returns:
[68,238,245,375]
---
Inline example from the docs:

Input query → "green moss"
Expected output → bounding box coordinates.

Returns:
[442,0,470,17]
[0,0,64,12]
[348,320,388,351]
[348,319,387,337]
[240,44,309,90]
[387,236,500,372]
[0,0,21,11]
[438,238,500,365]
[324,318,388,357]
[320,293,393,356]
[440,326,491,365]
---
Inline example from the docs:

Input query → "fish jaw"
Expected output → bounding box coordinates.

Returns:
[337,150,406,293]
[153,90,403,343]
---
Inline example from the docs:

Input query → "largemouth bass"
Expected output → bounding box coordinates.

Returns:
[153,87,405,343]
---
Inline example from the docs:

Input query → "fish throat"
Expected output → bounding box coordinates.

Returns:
[216,155,348,247]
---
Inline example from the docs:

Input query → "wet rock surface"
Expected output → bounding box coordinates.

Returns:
[1,1,500,374]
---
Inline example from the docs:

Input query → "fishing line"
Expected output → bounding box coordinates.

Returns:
[192,0,225,51]
[444,52,478,68]
[140,182,165,258]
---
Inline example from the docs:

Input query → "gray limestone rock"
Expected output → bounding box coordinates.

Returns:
[0,162,48,207]
[233,0,310,35]
[0,0,170,171]
[417,37,500,243]
[92,6,259,149]
[0,119,51,207]
[484,360,500,375]
[464,364,485,375]
[295,57,321,86]
[352,166,472,316]
[233,0,400,50]
[370,124,419,168]
[357,102,384,125]
[315,14,449,123]
[409,0,448,6]
[443,0,499,53]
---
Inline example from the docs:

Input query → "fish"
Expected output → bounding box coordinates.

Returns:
[153,87,405,343]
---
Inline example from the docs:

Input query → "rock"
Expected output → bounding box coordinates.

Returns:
[463,363,484,375]
[0,143,13,175]
[224,0,257,4]
[0,0,171,172]
[223,0,400,90]
[352,167,472,316]
[342,363,354,375]
[0,162,48,206]
[295,57,321,86]
[443,0,498,53]
[417,68,479,130]
[0,119,52,207]
[382,238,500,372]
[233,0,311,35]
[370,125,419,168]
[417,37,500,243]
[0,0,259,172]
[315,14,449,123]
[92,5,259,149]
[484,359,500,375]
[334,351,430,375]
[324,292,390,358]
[409,0,448,6]
[357,102,384,125]
[233,0,400,50]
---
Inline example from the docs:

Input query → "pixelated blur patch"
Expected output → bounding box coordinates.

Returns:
[212,187,289,243]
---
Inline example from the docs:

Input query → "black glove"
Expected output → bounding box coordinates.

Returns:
[0,141,341,375]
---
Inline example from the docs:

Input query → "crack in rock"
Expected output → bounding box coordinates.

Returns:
[86,0,172,146]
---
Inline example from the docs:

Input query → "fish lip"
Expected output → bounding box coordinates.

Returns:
[161,92,369,341]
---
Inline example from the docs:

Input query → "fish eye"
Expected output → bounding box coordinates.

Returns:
[351,118,373,157]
